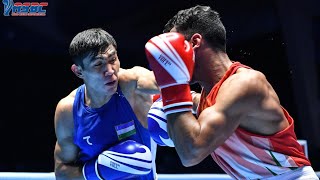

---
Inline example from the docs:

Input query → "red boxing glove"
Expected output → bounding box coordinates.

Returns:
[145,32,194,115]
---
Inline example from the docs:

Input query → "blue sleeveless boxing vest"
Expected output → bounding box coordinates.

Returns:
[73,84,156,179]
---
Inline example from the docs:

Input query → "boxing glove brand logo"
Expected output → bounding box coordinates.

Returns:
[83,136,93,145]
[158,54,172,66]
[2,0,48,16]
[110,161,120,169]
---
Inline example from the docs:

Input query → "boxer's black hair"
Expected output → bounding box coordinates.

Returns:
[164,5,226,53]
[69,28,117,68]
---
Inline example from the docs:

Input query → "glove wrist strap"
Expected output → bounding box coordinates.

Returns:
[161,84,192,115]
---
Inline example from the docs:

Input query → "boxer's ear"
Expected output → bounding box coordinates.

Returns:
[190,33,202,49]
[71,64,83,78]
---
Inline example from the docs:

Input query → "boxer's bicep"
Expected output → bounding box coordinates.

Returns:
[133,66,159,94]
[54,143,82,180]
[55,134,78,164]
[197,106,240,153]
[119,67,159,95]
[54,99,82,179]
[54,98,79,165]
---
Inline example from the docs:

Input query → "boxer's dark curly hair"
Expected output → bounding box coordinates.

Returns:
[164,5,226,53]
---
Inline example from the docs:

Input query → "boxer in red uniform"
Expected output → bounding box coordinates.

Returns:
[145,5,318,180]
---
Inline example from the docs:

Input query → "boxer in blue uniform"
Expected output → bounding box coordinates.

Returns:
[54,28,159,180]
